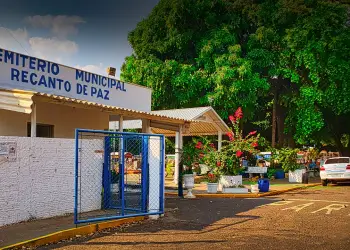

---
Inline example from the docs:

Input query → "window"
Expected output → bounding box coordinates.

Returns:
[325,158,350,164]
[27,123,54,138]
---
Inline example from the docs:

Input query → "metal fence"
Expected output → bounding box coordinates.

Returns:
[74,129,165,224]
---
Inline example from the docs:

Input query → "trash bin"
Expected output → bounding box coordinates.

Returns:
[302,172,309,184]
[258,178,270,192]
[275,169,285,179]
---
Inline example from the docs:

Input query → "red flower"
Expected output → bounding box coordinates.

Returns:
[234,107,243,119]
[209,143,215,149]
[249,131,257,136]
[229,115,235,122]
[216,161,221,167]
[252,142,258,148]
[199,152,204,158]
[236,150,243,158]
[195,141,203,149]
[226,132,234,141]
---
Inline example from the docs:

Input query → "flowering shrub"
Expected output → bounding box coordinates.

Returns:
[181,139,202,174]
[218,107,260,176]
[207,173,219,183]
[182,137,220,175]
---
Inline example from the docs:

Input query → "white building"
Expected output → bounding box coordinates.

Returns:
[0,48,228,226]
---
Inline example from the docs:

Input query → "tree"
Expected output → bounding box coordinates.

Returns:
[121,0,269,119]
[121,0,350,155]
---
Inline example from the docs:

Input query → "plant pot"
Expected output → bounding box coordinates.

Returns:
[222,187,249,194]
[207,183,218,193]
[251,184,259,193]
[219,175,242,191]
[288,169,306,183]
[183,174,196,198]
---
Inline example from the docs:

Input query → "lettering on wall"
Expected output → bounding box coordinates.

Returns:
[0,48,152,112]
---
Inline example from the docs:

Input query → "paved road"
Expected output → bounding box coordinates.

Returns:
[43,184,350,250]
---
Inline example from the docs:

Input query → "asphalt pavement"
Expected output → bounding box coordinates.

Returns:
[41,184,350,250]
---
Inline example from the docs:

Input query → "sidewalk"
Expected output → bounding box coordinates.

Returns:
[0,214,75,248]
[165,177,321,195]
[0,178,320,249]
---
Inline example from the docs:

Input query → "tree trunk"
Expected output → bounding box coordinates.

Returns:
[276,105,285,147]
[287,134,296,148]
[334,135,350,156]
[271,91,277,148]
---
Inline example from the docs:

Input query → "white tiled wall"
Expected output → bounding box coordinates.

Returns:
[0,136,103,226]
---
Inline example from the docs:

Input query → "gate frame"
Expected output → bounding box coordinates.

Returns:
[74,128,165,224]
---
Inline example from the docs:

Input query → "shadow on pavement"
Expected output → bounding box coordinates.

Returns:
[42,197,276,249]
[77,240,227,246]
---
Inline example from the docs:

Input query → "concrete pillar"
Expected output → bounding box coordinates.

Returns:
[142,119,151,133]
[119,116,123,132]
[30,102,36,137]
[218,130,222,151]
[174,125,183,184]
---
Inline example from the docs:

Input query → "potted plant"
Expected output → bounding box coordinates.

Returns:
[182,165,196,198]
[218,107,260,193]
[181,139,204,198]
[207,172,219,193]
[277,148,305,183]
[249,176,260,193]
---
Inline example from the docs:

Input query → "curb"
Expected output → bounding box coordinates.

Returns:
[165,183,320,198]
[1,216,145,250]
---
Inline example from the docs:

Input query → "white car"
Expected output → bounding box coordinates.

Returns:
[320,157,350,186]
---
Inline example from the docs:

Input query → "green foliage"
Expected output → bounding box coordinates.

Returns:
[111,169,119,184]
[166,160,174,177]
[165,138,175,154]
[267,168,277,179]
[307,147,319,161]
[122,0,350,155]
[277,148,301,172]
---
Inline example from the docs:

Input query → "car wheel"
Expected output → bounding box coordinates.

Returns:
[322,180,328,186]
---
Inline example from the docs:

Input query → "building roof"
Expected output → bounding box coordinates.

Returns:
[1,88,229,137]
[152,107,212,120]
[0,89,191,125]
[110,106,229,136]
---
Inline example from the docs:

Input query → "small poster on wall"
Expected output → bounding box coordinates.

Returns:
[0,142,17,162]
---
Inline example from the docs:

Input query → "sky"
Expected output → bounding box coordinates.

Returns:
[0,0,159,78]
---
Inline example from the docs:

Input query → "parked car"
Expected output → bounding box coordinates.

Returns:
[320,157,350,186]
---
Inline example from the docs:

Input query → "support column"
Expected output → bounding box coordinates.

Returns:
[30,102,36,137]
[142,119,151,133]
[218,130,222,151]
[119,116,123,132]
[174,125,183,184]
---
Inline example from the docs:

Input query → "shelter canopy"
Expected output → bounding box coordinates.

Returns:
[110,107,229,136]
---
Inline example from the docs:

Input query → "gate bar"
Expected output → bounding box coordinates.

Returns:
[74,130,79,224]
[75,212,163,224]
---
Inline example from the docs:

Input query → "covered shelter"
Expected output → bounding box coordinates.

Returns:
[110,107,230,183]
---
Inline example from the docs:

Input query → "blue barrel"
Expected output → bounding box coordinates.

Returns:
[275,169,285,179]
[258,179,270,192]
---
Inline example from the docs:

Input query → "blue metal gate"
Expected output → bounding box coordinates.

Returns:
[74,129,165,224]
